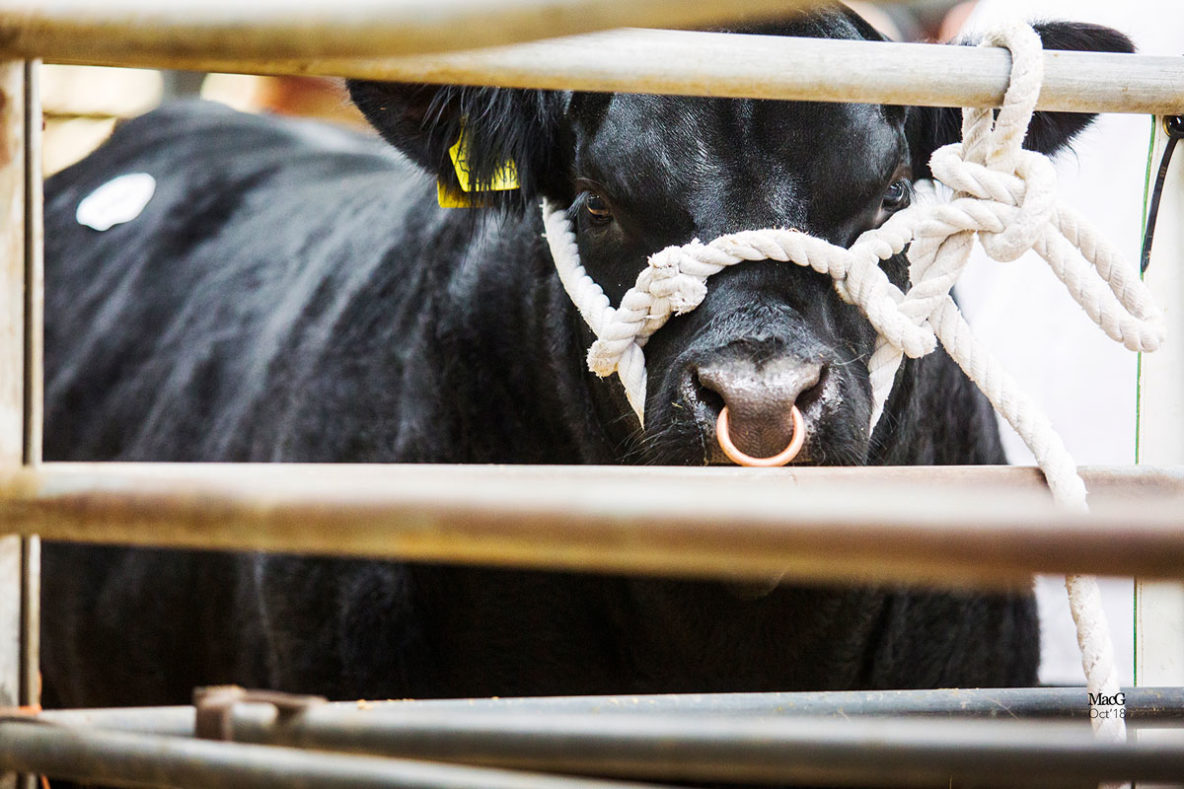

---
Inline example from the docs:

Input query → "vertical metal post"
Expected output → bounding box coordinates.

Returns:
[0,58,41,789]
[20,57,41,739]
[1135,115,1184,789]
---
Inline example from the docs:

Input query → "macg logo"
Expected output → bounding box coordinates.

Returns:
[1089,691,1127,719]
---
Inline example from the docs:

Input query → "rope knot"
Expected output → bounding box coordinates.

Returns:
[978,151,1057,261]
[649,246,709,315]
[928,143,1057,262]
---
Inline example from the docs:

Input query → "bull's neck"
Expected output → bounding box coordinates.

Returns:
[873,353,1007,466]
[428,208,618,464]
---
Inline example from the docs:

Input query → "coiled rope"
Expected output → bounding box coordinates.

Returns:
[542,22,1164,754]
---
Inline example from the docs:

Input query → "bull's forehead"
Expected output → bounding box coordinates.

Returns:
[570,93,905,242]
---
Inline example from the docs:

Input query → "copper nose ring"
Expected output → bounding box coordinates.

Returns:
[716,405,806,467]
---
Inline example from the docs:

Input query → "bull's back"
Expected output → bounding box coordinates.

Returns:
[45,101,427,462]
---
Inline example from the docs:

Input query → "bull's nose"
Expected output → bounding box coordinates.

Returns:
[692,358,823,462]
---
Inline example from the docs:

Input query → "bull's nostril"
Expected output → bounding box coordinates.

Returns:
[689,367,726,416]
[795,364,828,411]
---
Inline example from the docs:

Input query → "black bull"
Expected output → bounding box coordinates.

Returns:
[39,10,1130,708]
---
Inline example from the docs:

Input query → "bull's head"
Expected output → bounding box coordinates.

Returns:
[350,8,1131,467]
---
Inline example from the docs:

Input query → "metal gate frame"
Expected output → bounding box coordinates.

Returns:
[0,1,1182,786]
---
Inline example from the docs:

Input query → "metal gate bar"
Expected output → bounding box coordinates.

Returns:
[10,711,1184,788]
[1,462,1181,588]
[4,3,1184,787]
[0,719,667,789]
[0,56,40,789]
[0,0,812,60]
[37,686,1184,736]
[28,30,1184,115]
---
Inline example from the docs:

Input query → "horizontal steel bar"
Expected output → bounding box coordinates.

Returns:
[3,463,1182,588]
[0,719,664,789]
[198,711,1184,786]
[39,687,1184,737]
[25,707,1184,787]
[43,30,1184,113]
[0,1,807,60]
[302,686,1184,727]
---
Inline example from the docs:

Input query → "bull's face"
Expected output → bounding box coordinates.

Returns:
[350,9,1130,466]
[565,91,910,465]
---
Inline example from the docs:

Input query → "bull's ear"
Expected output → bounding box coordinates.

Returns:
[346,81,566,206]
[906,21,1134,178]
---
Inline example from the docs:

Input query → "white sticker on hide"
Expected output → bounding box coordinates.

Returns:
[76,172,157,231]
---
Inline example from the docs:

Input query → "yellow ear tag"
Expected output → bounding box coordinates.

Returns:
[436,125,520,208]
[437,179,485,208]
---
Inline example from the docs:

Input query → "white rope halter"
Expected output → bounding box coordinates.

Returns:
[542,23,1164,752]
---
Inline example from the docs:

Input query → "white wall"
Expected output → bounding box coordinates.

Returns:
[955,0,1183,686]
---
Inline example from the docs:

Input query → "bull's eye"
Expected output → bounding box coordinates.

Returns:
[881,179,911,212]
[584,192,613,225]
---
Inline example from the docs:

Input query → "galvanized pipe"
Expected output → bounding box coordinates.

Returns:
[0,719,664,789]
[1,463,1182,588]
[43,30,1184,115]
[39,687,1184,736]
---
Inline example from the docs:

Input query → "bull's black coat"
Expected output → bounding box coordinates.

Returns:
[40,10,1131,709]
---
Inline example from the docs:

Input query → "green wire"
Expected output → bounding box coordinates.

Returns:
[1132,114,1160,688]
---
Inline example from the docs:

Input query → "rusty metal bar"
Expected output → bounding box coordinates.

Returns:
[40,30,1184,114]
[37,687,1184,737]
[16,708,1184,787]
[0,463,1181,588]
[0,719,665,789]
